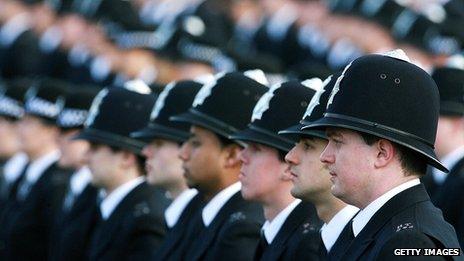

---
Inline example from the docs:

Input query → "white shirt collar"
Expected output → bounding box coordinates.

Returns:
[39,25,63,53]
[352,179,420,236]
[202,182,241,227]
[100,177,145,220]
[3,152,28,183]
[432,146,464,184]
[0,13,31,47]
[24,150,61,185]
[262,199,301,244]
[164,188,198,228]
[321,205,359,251]
[69,166,92,196]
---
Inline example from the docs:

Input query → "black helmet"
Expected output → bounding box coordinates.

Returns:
[57,85,101,129]
[279,74,340,141]
[231,80,317,152]
[431,61,464,116]
[73,83,156,154]
[170,71,268,141]
[303,50,447,172]
[130,80,203,143]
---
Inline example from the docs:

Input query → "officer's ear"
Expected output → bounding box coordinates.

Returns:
[221,144,242,169]
[374,139,396,169]
[119,150,137,170]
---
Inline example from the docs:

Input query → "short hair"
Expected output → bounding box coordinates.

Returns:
[359,132,427,175]
[105,145,146,176]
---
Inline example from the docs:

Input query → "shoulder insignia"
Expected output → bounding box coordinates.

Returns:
[396,222,414,232]
[228,211,246,223]
[302,222,318,234]
[133,202,150,217]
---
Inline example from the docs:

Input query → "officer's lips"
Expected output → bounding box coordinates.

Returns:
[145,162,153,174]
[289,168,298,180]
[238,168,247,181]
[329,170,337,182]
[182,165,191,178]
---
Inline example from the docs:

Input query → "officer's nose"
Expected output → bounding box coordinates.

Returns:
[178,142,189,161]
[285,146,299,165]
[320,142,335,164]
[141,144,153,158]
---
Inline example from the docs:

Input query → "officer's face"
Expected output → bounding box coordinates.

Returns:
[435,116,463,159]
[58,129,90,168]
[285,137,331,201]
[239,142,289,201]
[142,138,183,187]
[0,116,20,157]
[17,115,59,157]
[320,128,375,206]
[178,126,224,192]
[86,143,123,188]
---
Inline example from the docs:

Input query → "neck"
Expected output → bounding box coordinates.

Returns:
[357,174,418,209]
[104,170,140,195]
[438,143,464,160]
[28,145,57,161]
[262,193,295,221]
[313,195,347,224]
[203,172,239,202]
[167,182,189,200]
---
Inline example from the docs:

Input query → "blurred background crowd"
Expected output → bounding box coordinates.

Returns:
[0,0,463,89]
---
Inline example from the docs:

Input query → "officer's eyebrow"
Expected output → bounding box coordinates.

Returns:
[326,129,343,139]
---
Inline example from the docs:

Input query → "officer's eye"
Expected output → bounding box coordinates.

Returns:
[302,142,313,151]
[190,139,201,147]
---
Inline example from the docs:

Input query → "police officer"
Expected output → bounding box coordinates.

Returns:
[231,79,323,260]
[281,75,359,260]
[304,50,462,259]
[73,82,170,260]
[0,78,29,215]
[424,59,464,248]
[170,71,267,261]
[0,78,71,261]
[49,85,100,261]
[130,79,205,260]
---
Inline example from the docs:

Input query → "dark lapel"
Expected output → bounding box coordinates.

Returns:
[260,202,314,260]
[66,184,99,220]
[156,193,204,259]
[91,181,148,258]
[189,191,244,261]
[342,184,430,260]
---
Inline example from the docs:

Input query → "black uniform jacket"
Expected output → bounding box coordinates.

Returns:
[0,163,70,261]
[429,157,464,249]
[87,181,170,261]
[183,191,264,261]
[49,183,100,261]
[254,201,323,261]
[337,184,462,261]
[153,193,205,261]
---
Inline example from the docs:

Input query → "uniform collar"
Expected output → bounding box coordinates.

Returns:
[164,188,198,228]
[202,182,241,227]
[24,150,61,185]
[69,166,92,196]
[262,199,301,244]
[3,152,28,183]
[321,205,359,252]
[352,178,420,236]
[100,177,145,220]
[432,146,464,184]
[0,13,31,47]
